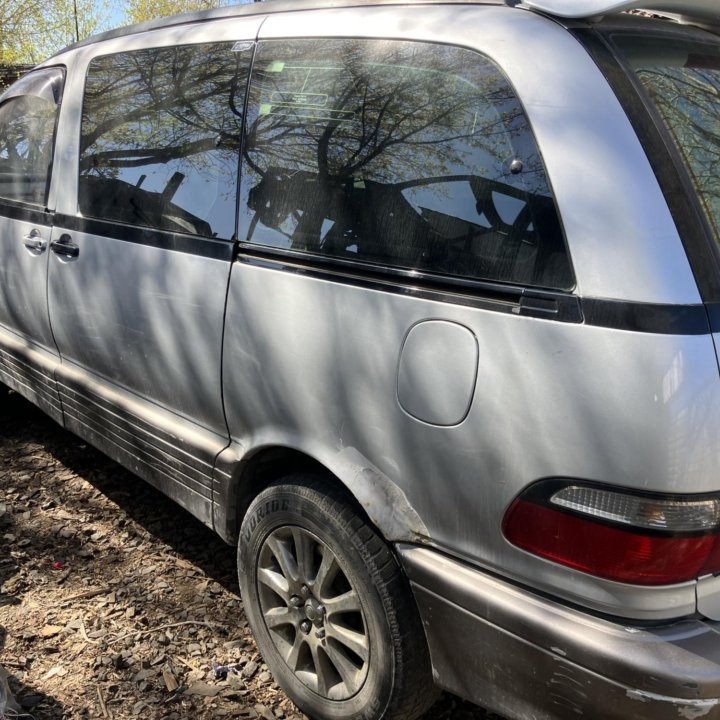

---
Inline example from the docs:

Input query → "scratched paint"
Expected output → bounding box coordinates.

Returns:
[625,688,720,719]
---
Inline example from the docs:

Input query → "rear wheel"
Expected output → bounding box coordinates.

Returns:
[237,476,437,720]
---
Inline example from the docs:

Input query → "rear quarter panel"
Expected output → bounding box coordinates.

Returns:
[222,4,720,618]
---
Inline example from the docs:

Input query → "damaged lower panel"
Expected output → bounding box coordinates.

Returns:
[400,545,720,720]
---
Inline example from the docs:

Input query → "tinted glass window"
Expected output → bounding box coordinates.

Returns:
[0,68,64,206]
[614,35,720,247]
[240,40,572,290]
[80,42,252,239]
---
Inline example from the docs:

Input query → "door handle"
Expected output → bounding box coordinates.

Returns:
[23,228,46,253]
[50,234,80,258]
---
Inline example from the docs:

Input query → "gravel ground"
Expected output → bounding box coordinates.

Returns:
[0,386,502,720]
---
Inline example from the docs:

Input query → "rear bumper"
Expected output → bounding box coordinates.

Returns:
[398,545,720,720]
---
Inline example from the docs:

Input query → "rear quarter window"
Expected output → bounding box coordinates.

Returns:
[239,39,573,291]
[612,34,720,248]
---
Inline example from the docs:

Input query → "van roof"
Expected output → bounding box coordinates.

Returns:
[58,0,506,55]
[53,0,716,58]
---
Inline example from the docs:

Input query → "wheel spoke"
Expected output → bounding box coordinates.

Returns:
[323,589,361,616]
[315,545,340,598]
[323,640,363,693]
[285,629,305,671]
[266,534,299,585]
[257,567,290,602]
[292,527,316,584]
[264,606,295,629]
[310,642,331,696]
[326,623,369,662]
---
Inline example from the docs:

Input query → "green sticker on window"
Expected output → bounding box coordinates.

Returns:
[267,61,285,73]
[259,103,273,115]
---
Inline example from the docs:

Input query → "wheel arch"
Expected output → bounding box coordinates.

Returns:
[213,441,429,548]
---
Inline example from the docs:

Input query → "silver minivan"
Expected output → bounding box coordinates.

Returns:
[2,0,720,718]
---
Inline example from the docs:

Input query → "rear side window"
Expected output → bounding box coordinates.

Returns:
[0,68,64,206]
[239,39,573,290]
[613,35,720,249]
[80,42,253,239]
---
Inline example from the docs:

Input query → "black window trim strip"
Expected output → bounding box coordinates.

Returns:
[54,213,234,261]
[0,198,53,225]
[238,242,568,317]
[0,198,707,334]
[236,244,710,335]
[0,201,708,334]
[582,298,710,335]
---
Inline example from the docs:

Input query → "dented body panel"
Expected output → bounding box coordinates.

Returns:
[402,546,720,719]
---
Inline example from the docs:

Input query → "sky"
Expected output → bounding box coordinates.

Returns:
[101,0,253,33]
[107,5,126,28]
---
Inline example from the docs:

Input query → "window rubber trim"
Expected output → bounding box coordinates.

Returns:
[0,194,706,335]
[237,244,711,335]
[54,212,235,262]
[0,198,54,225]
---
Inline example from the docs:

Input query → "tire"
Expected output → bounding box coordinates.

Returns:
[237,475,438,720]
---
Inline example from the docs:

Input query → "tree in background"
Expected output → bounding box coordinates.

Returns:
[127,0,231,25]
[0,0,45,64]
[1,0,109,64]
[0,0,251,66]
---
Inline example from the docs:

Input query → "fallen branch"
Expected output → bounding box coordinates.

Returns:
[56,587,111,606]
[96,685,109,719]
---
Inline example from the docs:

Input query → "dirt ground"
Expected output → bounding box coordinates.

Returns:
[0,386,501,720]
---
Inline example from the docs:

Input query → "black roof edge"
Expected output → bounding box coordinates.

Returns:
[48,0,511,59]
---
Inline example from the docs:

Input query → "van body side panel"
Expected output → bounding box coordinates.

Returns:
[0,214,55,351]
[48,230,232,433]
[222,261,719,619]
[0,67,65,416]
[41,20,262,523]
[219,6,720,620]
[0,214,62,421]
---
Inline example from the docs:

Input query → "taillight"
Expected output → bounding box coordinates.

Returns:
[502,480,720,585]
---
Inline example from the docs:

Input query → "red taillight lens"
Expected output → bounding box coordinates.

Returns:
[503,482,720,586]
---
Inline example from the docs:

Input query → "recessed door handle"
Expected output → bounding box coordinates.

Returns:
[50,234,80,258]
[23,229,46,253]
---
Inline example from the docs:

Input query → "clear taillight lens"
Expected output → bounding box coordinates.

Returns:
[549,485,720,533]
[502,481,720,586]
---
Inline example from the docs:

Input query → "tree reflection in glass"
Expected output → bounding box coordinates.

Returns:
[616,36,720,249]
[240,39,572,290]
[80,42,252,239]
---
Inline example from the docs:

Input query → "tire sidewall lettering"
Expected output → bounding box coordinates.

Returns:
[243,497,290,544]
